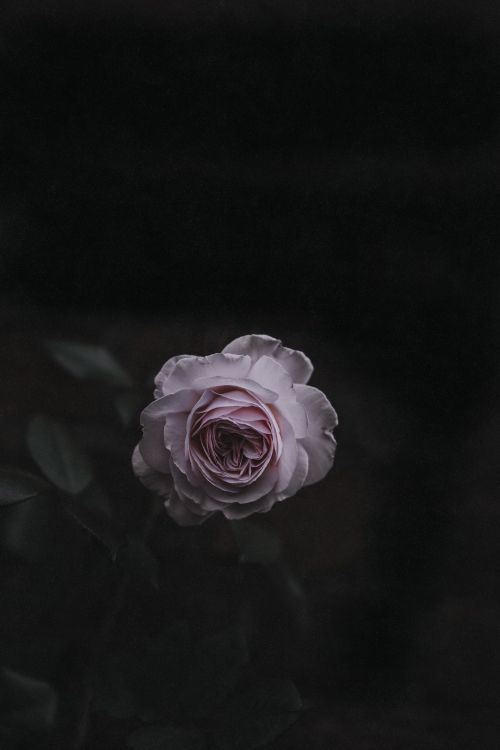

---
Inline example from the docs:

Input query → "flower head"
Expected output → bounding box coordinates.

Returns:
[132,335,337,525]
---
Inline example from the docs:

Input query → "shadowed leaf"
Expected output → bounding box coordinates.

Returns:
[63,493,124,561]
[0,467,50,506]
[46,339,133,387]
[115,390,146,426]
[0,667,58,738]
[2,495,63,563]
[26,415,93,494]
[78,481,113,516]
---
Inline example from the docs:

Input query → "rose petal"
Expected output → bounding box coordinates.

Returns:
[165,489,213,526]
[273,398,308,439]
[164,411,190,473]
[279,443,309,499]
[295,384,338,486]
[139,399,171,473]
[132,444,171,495]
[223,334,313,384]
[140,390,198,473]
[248,356,294,399]
[133,447,210,526]
[163,353,252,395]
[170,461,229,512]
[273,413,299,493]
[221,492,277,519]
[193,377,279,403]
[195,460,279,504]
[154,354,193,398]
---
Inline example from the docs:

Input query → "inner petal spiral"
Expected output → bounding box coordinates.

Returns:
[186,388,281,490]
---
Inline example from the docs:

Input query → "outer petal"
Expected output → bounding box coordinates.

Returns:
[139,390,198,473]
[138,398,172,473]
[295,384,338,486]
[248,355,295,399]
[192,377,278,403]
[279,443,309,499]
[221,493,277,519]
[132,444,171,495]
[162,353,252,395]
[273,398,308,439]
[160,387,201,473]
[247,356,308,438]
[170,461,229,513]
[133,446,211,525]
[165,490,213,526]
[154,354,193,398]
[223,334,313,384]
[273,412,299,493]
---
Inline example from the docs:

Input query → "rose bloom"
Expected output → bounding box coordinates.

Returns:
[132,335,338,525]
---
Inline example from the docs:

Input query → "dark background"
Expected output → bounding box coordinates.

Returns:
[1,1,500,748]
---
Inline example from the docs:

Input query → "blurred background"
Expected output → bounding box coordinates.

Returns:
[1,1,500,748]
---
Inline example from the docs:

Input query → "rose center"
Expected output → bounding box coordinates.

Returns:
[186,390,282,487]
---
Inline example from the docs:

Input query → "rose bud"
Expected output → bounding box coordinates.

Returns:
[132,335,338,525]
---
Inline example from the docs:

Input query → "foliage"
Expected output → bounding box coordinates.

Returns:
[46,340,133,388]
[0,342,304,750]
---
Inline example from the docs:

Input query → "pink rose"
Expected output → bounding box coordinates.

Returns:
[132,335,338,525]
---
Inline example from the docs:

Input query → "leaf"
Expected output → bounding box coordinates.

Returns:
[214,680,302,750]
[26,415,94,494]
[230,520,282,565]
[3,494,62,563]
[127,724,206,750]
[114,390,146,426]
[0,467,50,506]
[63,493,124,561]
[0,667,58,736]
[78,481,112,516]
[46,339,133,387]
[180,629,248,720]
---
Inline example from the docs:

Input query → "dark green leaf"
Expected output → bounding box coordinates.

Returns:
[114,390,146,426]
[46,339,133,387]
[2,495,62,563]
[127,724,206,750]
[63,494,124,561]
[0,467,50,506]
[180,629,248,720]
[231,520,282,565]
[78,481,112,516]
[0,667,58,736]
[26,415,93,494]
[214,680,302,750]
